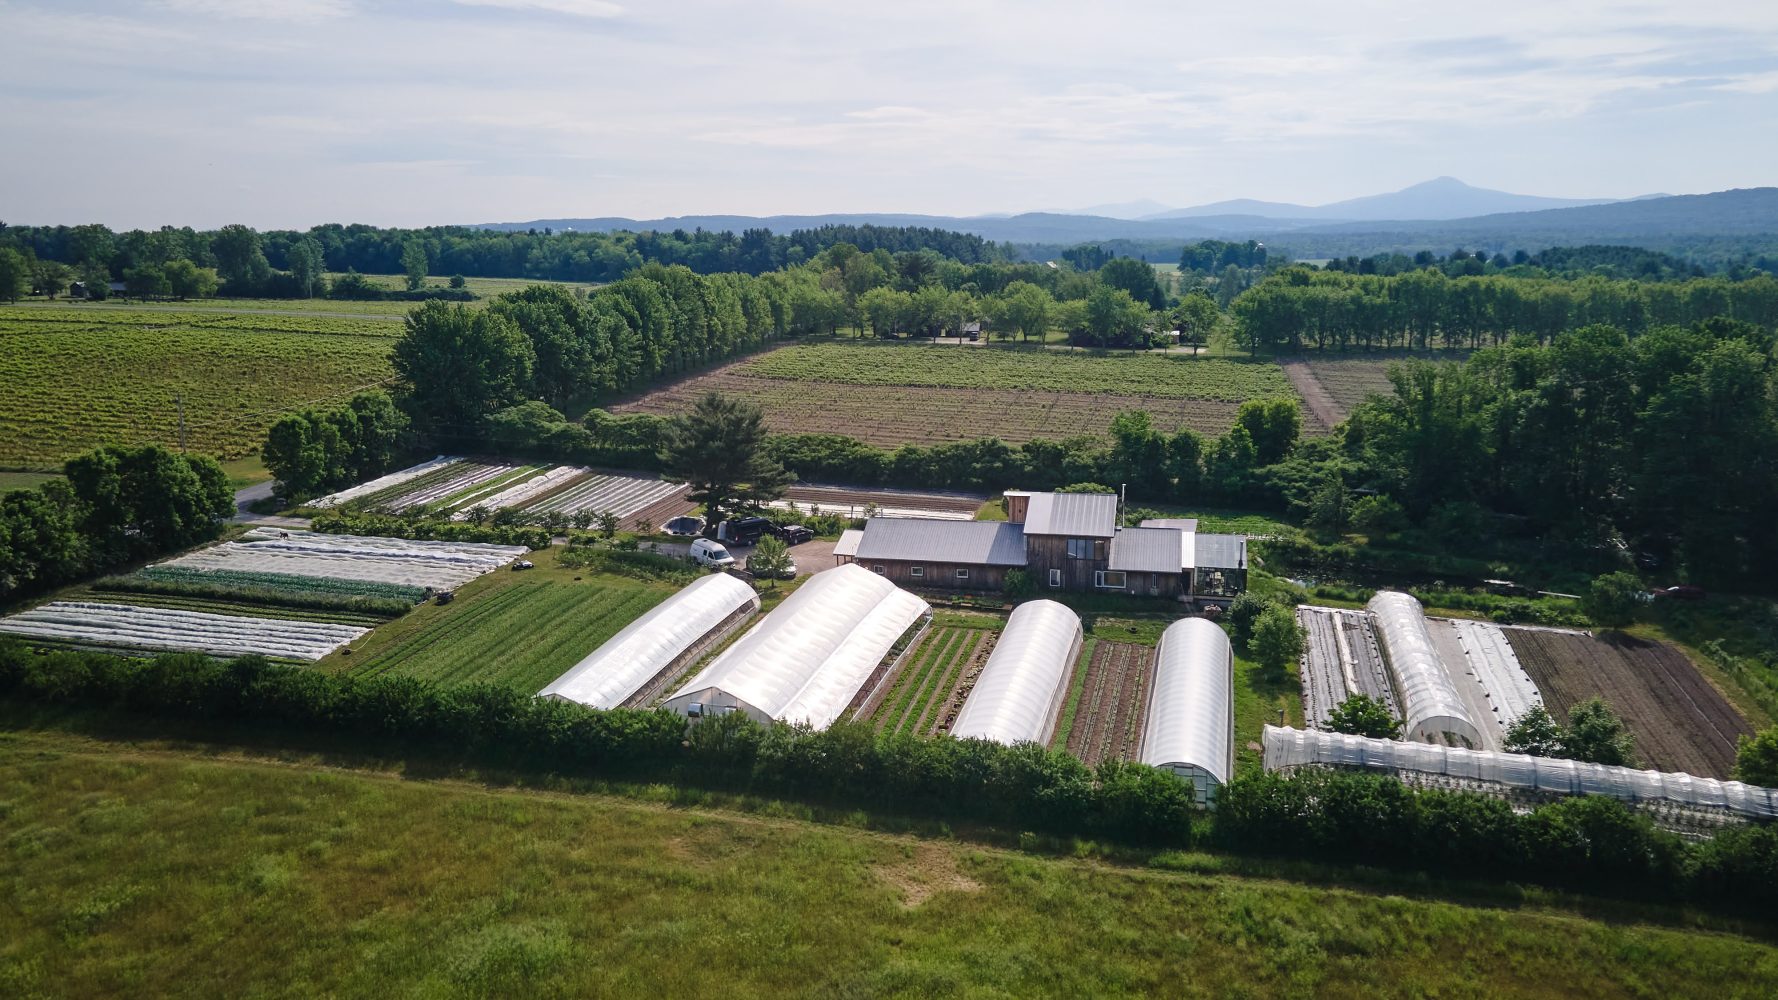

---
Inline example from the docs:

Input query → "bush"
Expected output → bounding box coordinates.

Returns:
[1225,591,1275,648]
[557,546,701,585]
[310,511,549,549]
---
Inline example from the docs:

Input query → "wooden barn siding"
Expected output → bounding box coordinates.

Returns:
[864,559,1011,591]
[1025,534,1106,591]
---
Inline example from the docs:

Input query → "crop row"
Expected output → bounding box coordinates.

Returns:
[741,342,1296,401]
[134,565,430,602]
[86,590,390,628]
[0,308,402,338]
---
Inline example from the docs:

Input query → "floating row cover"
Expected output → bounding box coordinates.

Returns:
[1263,726,1778,820]
[1140,618,1235,804]
[664,564,929,730]
[950,600,1082,746]
[1365,591,1481,746]
[537,573,760,709]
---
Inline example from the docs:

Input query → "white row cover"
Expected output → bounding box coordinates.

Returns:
[389,462,526,510]
[1367,592,1481,746]
[1447,619,1544,727]
[524,472,685,517]
[539,574,760,709]
[0,601,368,661]
[450,466,585,519]
[1140,618,1235,803]
[309,456,460,509]
[950,600,1082,746]
[164,529,529,590]
[1263,725,1778,820]
[664,564,929,730]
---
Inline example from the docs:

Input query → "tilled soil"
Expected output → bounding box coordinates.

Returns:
[1065,642,1155,767]
[1504,629,1751,778]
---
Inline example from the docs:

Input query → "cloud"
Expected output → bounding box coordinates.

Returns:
[155,0,353,20]
[449,0,624,17]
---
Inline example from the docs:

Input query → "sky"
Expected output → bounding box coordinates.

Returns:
[3,0,1777,230]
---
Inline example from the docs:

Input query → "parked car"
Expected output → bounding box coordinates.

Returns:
[717,516,775,546]
[663,515,705,537]
[1653,584,1707,600]
[774,524,814,545]
[689,537,736,569]
[746,552,797,579]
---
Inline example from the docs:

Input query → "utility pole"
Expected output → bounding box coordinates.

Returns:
[176,395,186,453]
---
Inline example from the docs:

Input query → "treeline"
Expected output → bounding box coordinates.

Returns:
[1233,268,1778,352]
[1322,244,1711,281]
[261,393,409,500]
[0,445,235,604]
[0,220,1004,294]
[5,643,1777,913]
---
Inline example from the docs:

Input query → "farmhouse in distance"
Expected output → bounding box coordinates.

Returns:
[834,489,1247,605]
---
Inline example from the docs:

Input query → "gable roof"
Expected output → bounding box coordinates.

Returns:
[853,517,1028,566]
[1109,527,1189,573]
[1023,492,1117,537]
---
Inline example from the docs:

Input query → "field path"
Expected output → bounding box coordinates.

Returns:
[1279,358,1345,427]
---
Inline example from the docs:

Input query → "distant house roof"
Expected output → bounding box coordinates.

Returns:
[833,529,863,559]
[1023,492,1117,538]
[961,321,981,332]
[1194,533,1247,569]
[1109,527,1188,573]
[1140,517,1200,533]
[853,518,1027,566]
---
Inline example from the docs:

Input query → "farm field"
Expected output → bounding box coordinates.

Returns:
[1506,629,1753,778]
[313,457,689,528]
[867,625,996,737]
[9,295,417,317]
[1288,351,1471,425]
[0,601,366,661]
[0,305,396,464]
[1059,641,1154,766]
[612,342,1323,446]
[323,272,604,298]
[6,729,1775,999]
[1297,607,1398,728]
[326,550,670,693]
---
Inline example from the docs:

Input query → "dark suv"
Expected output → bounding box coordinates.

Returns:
[774,524,814,545]
[719,516,774,545]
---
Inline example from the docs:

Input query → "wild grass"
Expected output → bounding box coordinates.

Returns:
[2,725,1775,998]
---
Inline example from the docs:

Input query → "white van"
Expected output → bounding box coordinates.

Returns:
[689,537,736,569]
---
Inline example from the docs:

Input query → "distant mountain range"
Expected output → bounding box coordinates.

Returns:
[477,181,1778,258]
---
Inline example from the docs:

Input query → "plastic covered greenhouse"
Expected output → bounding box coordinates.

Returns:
[950,600,1082,746]
[664,564,929,730]
[1139,618,1234,804]
[1263,725,1778,820]
[538,573,760,709]
[1366,591,1480,746]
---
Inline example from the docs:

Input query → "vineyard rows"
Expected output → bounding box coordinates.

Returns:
[0,601,367,661]
[1298,356,1408,423]
[0,307,393,463]
[618,373,1280,445]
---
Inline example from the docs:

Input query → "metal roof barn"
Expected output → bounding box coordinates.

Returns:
[1020,491,1118,537]
[538,573,759,709]
[664,564,929,730]
[949,600,1082,746]
[1192,533,1246,570]
[1366,591,1481,746]
[1263,725,1778,821]
[1108,527,1187,573]
[1140,617,1235,803]
[852,517,1028,566]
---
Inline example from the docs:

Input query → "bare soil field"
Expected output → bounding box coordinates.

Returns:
[1280,360,1344,429]
[781,483,985,519]
[614,369,1260,446]
[1064,641,1155,767]
[1505,629,1751,778]
[1298,607,1398,728]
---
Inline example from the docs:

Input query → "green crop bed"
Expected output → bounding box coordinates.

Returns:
[335,569,669,692]
[0,306,396,464]
[871,626,992,735]
[743,341,1294,401]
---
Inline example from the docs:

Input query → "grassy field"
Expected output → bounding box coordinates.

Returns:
[323,548,670,693]
[323,272,604,298]
[4,725,1777,998]
[0,471,61,491]
[0,306,397,465]
[615,340,1319,445]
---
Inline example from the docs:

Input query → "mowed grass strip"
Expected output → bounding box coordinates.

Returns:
[0,307,395,464]
[3,727,1776,999]
[345,577,668,692]
[743,340,1295,401]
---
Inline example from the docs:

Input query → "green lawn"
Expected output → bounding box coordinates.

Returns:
[325,548,671,692]
[3,724,1776,998]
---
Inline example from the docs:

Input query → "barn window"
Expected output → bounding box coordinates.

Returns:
[1066,538,1092,559]
[1095,570,1127,590]
[955,568,970,580]
[1048,569,1062,588]
[872,565,886,575]
[910,566,924,578]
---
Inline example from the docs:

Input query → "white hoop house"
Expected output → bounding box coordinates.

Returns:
[539,573,760,709]
[950,599,1082,746]
[1263,725,1778,821]
[1140,617,1234,804]
[664,565,929,730]
[1366,591,1480,746]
